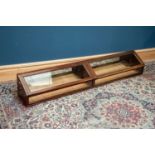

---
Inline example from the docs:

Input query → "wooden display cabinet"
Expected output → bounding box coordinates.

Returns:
[17,50,144,106]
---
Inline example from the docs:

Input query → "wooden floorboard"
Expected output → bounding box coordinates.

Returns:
[0,49,155,82]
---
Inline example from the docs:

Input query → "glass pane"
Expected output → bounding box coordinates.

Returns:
[90,57,135,76]
[24,66,89,92]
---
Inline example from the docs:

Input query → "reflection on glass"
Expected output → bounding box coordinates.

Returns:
[25,72,52,87]
[90,57,120,68]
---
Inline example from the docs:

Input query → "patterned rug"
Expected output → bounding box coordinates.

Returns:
[0,61,155,129]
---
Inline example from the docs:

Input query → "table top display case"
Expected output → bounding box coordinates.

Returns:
[17,50,144,106]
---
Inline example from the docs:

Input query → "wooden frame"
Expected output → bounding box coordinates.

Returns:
[17,50,144,106]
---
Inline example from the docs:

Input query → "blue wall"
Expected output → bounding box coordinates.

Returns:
[0,26,155,65]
